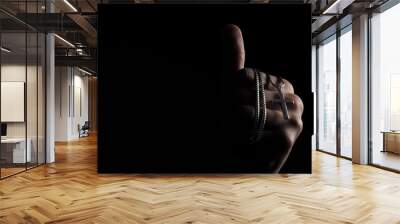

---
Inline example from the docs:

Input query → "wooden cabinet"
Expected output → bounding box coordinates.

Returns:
[382,131,400,154]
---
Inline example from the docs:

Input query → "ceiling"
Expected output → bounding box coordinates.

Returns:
[0,0,392,73]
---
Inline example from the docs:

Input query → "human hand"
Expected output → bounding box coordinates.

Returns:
[222,24,304,172]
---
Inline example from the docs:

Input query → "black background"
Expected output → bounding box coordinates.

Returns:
[98,4,312,173]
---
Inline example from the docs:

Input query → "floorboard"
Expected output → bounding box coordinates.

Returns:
[1,135,400,223]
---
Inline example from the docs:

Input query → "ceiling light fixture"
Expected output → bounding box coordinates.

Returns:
[63,0,78,12]
[322,0,354,15]
[323,0,341,14]
[78,67,93,76]
[1,47,11,53]
[76,48,85,55]
[54,34,75,48]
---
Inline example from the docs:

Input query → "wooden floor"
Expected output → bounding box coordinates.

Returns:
[1,135,400,223]
[1,167,26,178]
[1,163,43,178]
[372,150,400,171]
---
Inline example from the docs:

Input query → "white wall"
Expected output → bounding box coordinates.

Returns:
[1,65,42,137]
[72,73,89,138]
[1,65,28,141]
[55,66,89,141]
[1,63,46,164]
[55,66,70,141]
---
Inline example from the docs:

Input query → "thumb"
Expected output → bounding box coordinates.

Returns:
[222,24,245,73]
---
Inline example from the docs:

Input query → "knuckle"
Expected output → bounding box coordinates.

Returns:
[282,78,294,93]
[281,130,295,149]
[289,94,304,113]
[278,118,303,148]
[290,117,301,128]
[293,95,303,109]
[244,68,255,82]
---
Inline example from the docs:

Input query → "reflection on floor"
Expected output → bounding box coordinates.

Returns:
[1,136,400,223]
[0,167,25,178]
[341,147,352,158]
[0,162,41,178]
[373,150,400,171]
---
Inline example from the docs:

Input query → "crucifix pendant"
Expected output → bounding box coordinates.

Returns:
[276,83,290,120]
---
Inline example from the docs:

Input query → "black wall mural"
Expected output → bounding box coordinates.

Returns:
[98,4,312,173]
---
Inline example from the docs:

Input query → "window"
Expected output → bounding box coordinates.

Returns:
[339,28,352,158]
[0,1,46,179]
[317,36,337,154]
[316,26,353,158]
[370,2,400,171]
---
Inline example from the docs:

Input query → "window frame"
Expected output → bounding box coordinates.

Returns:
[367,0,400,173]
[315,24,353,161]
